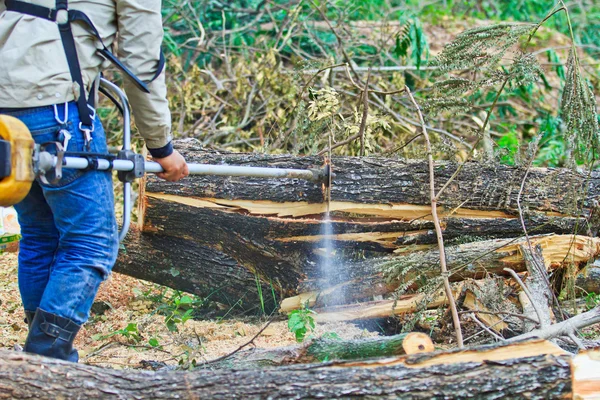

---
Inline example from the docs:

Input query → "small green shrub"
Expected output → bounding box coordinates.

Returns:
[93,322,141,344]
[585,292,600,310]
[287,307,316,342]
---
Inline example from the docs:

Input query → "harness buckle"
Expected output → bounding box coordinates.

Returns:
[78,122,94,150]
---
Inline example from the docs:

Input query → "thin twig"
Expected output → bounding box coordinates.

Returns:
[343,64,406,96]
[405,85,464,348]
[385,133,423,155]
[470,313,505,341]
[310,0,361,84]
[458,309,539,324]
[200,318,275,366]
[509,305,600,342]
[359,68,371,156]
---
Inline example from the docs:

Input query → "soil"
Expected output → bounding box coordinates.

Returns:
[0,252,378,370]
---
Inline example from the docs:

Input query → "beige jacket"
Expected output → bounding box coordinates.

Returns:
[0,0,172,150]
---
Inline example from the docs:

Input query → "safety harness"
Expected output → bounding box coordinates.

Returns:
[4,0,164,144]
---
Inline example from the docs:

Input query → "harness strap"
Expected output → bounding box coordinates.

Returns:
[57,11,95,129]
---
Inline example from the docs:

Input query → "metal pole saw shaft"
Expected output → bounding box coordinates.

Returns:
[39,155,324,182]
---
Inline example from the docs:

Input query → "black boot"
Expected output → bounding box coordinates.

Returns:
[24,308,81,362]
[24,310,36,329]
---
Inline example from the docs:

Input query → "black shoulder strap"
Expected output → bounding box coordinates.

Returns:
[4,0,165,127]
[54,0,94,129]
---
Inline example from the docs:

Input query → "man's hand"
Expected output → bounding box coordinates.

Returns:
[154,150,189,182]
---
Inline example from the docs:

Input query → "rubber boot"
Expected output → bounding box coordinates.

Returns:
[24,308,81,362]
[24,310,36,329]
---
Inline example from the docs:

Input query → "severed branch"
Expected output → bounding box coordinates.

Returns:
[509,306,600,342]
[405,86,464,347]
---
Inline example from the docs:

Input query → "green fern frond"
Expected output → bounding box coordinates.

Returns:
[561,48,600,160]
[435,23,536,71]
[393,20,412,58]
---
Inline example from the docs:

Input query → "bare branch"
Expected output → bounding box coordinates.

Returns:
[405,85,464,348]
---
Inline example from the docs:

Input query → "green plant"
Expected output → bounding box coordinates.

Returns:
[585,292,600,310]
[161,293,197,332]
[496,131,520,165]
[141,289,204,332]
[287,306,317,342]
[92,322,142,344]
[177,346,199,370]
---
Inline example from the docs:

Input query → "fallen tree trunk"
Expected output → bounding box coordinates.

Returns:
[114,141,600,312]
[2,339,594,399]
[280,234,600,312]
[207,332,434,370]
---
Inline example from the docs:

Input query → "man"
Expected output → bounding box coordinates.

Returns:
[0,0,188,361]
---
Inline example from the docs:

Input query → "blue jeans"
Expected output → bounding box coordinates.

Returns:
[7,102,118,326]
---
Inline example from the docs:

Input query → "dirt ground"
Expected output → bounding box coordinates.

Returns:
[0,252,377,370]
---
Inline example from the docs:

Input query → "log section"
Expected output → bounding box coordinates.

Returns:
[114,142,600,312]
[0,339,587,399]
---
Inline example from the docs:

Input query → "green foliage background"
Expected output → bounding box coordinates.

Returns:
[101,0,599,168]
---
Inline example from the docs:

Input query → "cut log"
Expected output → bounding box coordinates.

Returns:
[280,235,600,313]
[207,332,434,370]
[1,339,593,399]
[309,284,462,323]
[114,142,600,312]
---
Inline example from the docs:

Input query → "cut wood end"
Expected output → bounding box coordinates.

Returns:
[573,349,600,400]
[402,332,434,355]
[279,292,319,313]
[500,235,600,266]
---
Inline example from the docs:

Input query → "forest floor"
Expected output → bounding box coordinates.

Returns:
[0,252,378,370]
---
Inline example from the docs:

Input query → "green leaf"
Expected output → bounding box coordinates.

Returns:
[496,131,519,165]
[393,33,410,58]
[149,338,160,347]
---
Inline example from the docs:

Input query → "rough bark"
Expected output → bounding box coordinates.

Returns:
[148,141,600,215]
[576,266,600,295]
[0,339,585,400]
[518,244,553,332]
[114,142,600,312]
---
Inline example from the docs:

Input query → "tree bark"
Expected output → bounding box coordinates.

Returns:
[206,332,434,370]
[0,339,588,400]
[114,142,600,312]
[280,234,600,312]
